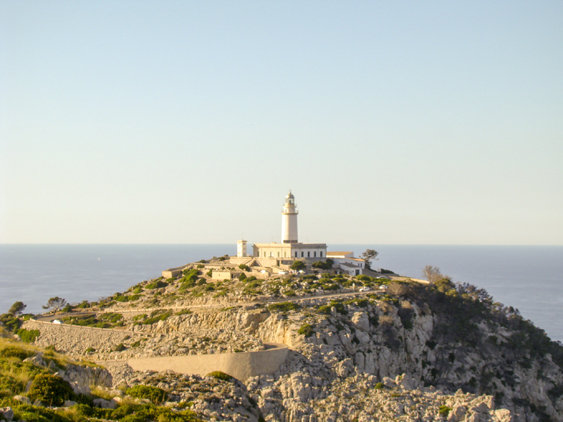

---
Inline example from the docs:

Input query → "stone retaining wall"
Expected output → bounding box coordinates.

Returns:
[125,343,289,381]
[22,320,138,356]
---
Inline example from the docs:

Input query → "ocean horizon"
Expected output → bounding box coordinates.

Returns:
[1,244,562,342]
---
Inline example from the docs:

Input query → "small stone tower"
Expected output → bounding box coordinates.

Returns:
[237,240,247,257]
[281,191,298,244]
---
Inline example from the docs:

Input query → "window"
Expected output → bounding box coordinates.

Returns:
[264,252,266,257]
[295,252,298,257]
[314,251,317,257]
[301,252,304,257]
[270,252,273,257]
[320,251,323,257]
[277,252,280,257]
[308,251,310,257]
[284,252,287,257]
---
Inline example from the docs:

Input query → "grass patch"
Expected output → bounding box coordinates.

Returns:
[298,323,314,337]
[267,302,300,313]
[146,280,167,289]
[126,385,168,405]
[143,311,172,325]
[206,371,233,382]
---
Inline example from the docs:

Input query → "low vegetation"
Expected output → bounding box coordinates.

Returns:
[126,385,168,404]
[61,312,124,328]
[0,337,202,421]
[206,371,234,382]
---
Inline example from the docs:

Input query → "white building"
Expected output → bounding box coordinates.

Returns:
[252,192,327,262]
[231,192,327,269]
[230,192,367,276]
[326,251,367,276]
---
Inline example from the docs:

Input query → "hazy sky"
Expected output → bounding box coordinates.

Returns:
[1,1,562,245]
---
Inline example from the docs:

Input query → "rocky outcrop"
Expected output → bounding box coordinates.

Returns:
[102,363,262,422]
[55,364,112,395]
[22,272,563,422]
[240,299,563,422]
[87,296,563,421]
[248,370,511,422]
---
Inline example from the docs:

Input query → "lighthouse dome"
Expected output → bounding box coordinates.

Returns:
[285,191,295,205]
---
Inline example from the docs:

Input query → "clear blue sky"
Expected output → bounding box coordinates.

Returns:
[1,1,562,245]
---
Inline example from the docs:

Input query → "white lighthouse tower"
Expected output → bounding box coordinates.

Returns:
[281,191,298,244]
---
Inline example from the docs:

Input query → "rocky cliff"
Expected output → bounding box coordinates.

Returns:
[7,263,563,422]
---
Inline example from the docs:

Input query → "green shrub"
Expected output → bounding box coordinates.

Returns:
[318,301,347,315]
[175,308,192,316]
[298,323,314,337]
[0,345,33,360]
[344,298,369,308]
[16,328,40,343]
[72,403,94,417]
[28,373,74,406]
[268,302,300,313]
[179,280,196,290]
[76,300,90,309]
[238,272,247,281]
[439,405,452,416]
[114,343,126,352]
[181,270,200,285]
[284,290,297,297]
[115,294,141,302]
[239,264,250,271]
[312,259,333,270]
[290,260,306,271]
[206,371,233,382]
[146,280,167,289]
[246,275,257,282]
[102,313,123,324]
[12,410,51,422]
[318,305,331,314]
[143,311,172,325]
[121,414,146,422]
[0,313,22,332]
[126,385,168,404]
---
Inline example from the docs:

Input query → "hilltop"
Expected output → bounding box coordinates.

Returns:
[2,256,563,421]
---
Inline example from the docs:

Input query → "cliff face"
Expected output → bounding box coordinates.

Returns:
[17,273,563,422]
[245,302,563,421]
[136,292,563,421]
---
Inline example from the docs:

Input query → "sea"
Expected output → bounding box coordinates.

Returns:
[0,244,562,342]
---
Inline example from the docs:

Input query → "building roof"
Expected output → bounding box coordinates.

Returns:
[349,258,366,262]
[339,263,359,269]
[326,251,353,255]
[254,242,327,248]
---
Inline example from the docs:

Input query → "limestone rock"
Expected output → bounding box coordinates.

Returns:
[0,407,13,422]
[93,398,118,409]
[12,396,30,405]
[23,354,46,368]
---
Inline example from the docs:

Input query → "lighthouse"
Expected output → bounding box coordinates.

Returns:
[282,191,298,243]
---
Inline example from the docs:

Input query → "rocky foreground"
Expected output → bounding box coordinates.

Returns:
[3,258,563,421]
